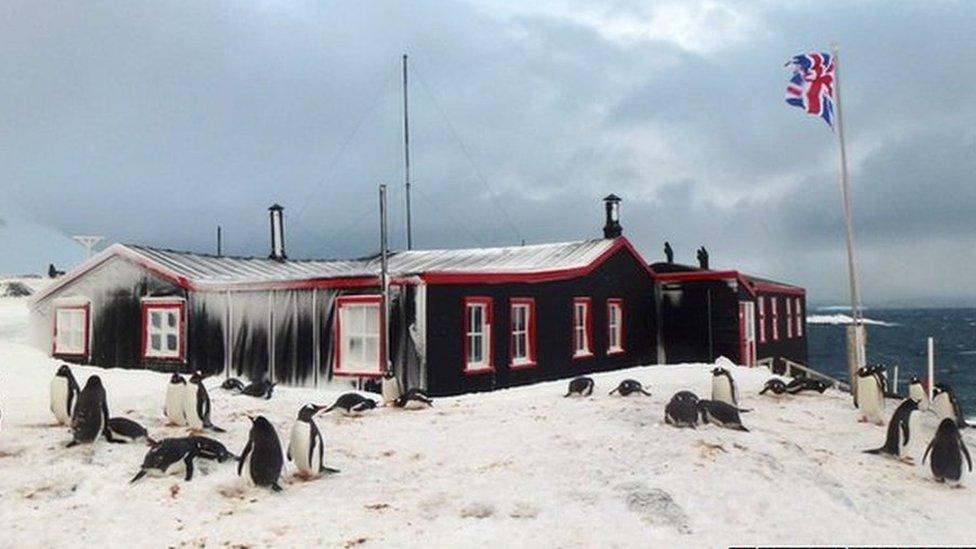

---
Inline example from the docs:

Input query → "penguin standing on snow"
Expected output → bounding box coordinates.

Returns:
[381,370,403,405]
[164,374,187,426]
[760,379,788,397]
[239,415,284,491]
[697,399,749,432]
[665,391,700,428]
[855,365,886,425]
[322,393,377,416]
[107,417,155,444]
[183,372,225,432]
[864,398,921,463]
[50,364,81,425]
[67,376,111,447]
[564,376,595,397]
[130,438,202,483]
[610,379,651,397]
[392,388,434,409]
[932,384,968,429]
[908,376,930,412]
[710,368,739,407]
[923,418,973,485]
[288,404,339,477]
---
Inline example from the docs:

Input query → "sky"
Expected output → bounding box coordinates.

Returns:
[1,0,974,306]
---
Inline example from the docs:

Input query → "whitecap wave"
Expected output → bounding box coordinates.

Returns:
[805,314,897,327]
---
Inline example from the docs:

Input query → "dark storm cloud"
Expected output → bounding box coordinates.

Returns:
[0,0,973,303]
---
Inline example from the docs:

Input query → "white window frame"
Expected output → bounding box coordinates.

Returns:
[335,296,383,377]
[786,298,793,339]
[607,299,624,354]
[464,298,492,373]
[795,297,804,337]
[510,300,534,367]
[772,297,780,341]
[573,298,592,358]
[53,304,89,357]
[142,299,185,361]
[757,296,767,343]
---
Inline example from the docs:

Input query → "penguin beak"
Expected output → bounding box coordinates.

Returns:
[244,414,255,423]
[313,404,328,414]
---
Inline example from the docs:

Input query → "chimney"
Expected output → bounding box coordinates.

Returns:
[602,194,622,239]
[268,204,286,261]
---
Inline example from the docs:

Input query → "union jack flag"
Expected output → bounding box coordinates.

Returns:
[785,52,835,128]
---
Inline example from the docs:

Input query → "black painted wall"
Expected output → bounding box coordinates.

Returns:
[659,279,739,364]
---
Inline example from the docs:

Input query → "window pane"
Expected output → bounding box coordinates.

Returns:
[364,306,379,334]
[151,334,161,350]
[166,334,178,351]
[472,306,482,331]
[167,312,177,328]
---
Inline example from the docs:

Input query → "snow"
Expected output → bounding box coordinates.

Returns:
[807,314,897,327]
[1,300,975,546]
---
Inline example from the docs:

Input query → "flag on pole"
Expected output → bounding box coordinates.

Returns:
[785,52,835,128]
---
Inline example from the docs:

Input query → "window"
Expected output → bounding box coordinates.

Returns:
[464,297,493,373]
[54,304,89,357]
[757,296,767,343]
[141,300,185,361]
[607,299,624,354]
[335,296,383,377]
[786,298,793,338]
[771,298,780,341]
[510,298,536,368]
[795,297,804,337]
[572,297,593,358]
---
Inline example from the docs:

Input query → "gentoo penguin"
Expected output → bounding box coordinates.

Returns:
[183,372,225,432]
[665,391,700,428]
[710,368,738,407]
[67,376,111,447]
[239,415,284,491]
[187,436,237,463]
[609,379,651,397]
[323,393,377,416]
[697,399,749,432]
[760,379,788,397]
[288,404,340,477]
[381,370,403,405]
[923,418,973,485]
[221,378,246,392]
[50,364,81,425]
[564,376,595,397]
[786,377,829,395]
[164,374,188,426]
[932,384,968,429]
[240,379,276,400]
[130,438,202,483]
[107,417,155,444]
[908,376,930,412]
[855,364,886,425]
[392,388,434,409]
[864,398,921,462]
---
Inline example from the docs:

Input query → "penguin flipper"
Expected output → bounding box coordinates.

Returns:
[207,424,227,433]
[238,441,253,476]
[184,455,195,481]
[922,439,934,465]
[130,470,147,484]
[640,389,652,397]
[961,439,973,472]
[735,425,750,432]
[759,387,769,395]
[271,482,283,492]
[863,447,884,455]
[66,440,79,448]
[319,466,340,474]
[608,388,618,396]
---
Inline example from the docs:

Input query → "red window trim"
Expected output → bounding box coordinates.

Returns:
[607,298,625,355]
[463,297,494,375]
[572,297,594,360]
[52,303,91,359]
[757,296,767,344]
[509,298,537,369]
[140,300,187,363]
[771,297,780,341]
[333,294,385,378]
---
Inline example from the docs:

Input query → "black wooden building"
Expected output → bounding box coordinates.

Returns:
[30,197,659,396]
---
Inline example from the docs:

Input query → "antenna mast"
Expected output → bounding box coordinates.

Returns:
[72,235,104,260]
[403,53,413,250]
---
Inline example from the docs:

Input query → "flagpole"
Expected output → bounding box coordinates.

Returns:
[831,43,866,389]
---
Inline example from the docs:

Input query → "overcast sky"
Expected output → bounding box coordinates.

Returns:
[1,1,973,306]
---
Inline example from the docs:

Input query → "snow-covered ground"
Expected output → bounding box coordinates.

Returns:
[1,299,974,547]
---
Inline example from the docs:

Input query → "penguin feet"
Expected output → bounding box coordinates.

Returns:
[899,456,915,465]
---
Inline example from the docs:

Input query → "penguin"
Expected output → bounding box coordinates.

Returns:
[381,370,403,405]
[923,418,973,485]
[187,436,237,462]
[665,391,700,428]
[760,379,788,397]
[221,378,246,392]
[50,364,81,426]
[107,417,155,444]
[864,398,921,462]
[609,379,651,397]
[183,372,225,432]
[710,368,738,407]
[932,384,968,429]
[697,399,749,432]
[239,415,284,491]
[908,376,930,412]
[67,376,111,447]
[322,393,377,416]
[130,437,202,483]
[564,376,595,397]
[240,379,276,400]
[164,373,188,426]
[855,364,886,425]
[786,377,829,395]
[288,404,340,477]
[392,388,434,409]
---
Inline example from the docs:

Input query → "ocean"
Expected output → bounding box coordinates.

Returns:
[807,307,976,416]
